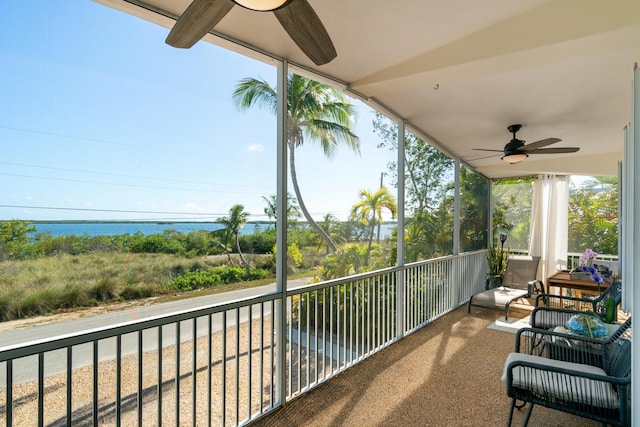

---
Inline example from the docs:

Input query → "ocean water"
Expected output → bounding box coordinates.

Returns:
[30,222,273,237]
[28,221,395,238]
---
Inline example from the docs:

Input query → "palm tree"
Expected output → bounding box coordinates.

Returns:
[216,204,250,267]
[233,74,360,253]
[262,193,301,228]
[310,213,347,255]
[351,187,397,264]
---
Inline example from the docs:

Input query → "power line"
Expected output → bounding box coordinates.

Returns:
[0,160,238,187]
[0,125,274,166]
[0,125,201,157]
[0,172,270,195]
[0,203,268,218]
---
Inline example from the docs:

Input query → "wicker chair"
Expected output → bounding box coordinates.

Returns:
[520,317,631,366]
[534,280,621,311]
[468,255,544,320]
[531,281,622,329]
[502,318,632,426]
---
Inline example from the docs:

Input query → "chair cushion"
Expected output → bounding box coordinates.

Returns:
[502,353,618,408]
[471,286,528,306]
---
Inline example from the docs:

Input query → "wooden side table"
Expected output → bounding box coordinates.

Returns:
[546,270,608,301]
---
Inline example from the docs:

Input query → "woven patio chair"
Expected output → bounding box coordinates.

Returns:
[468,255,543,320]
[503,319,632,426]
[535,279,621,310]
[519,317,631,367]
[532,281,622,328]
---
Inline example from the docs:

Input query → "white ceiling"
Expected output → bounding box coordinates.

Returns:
[97,0,640,178]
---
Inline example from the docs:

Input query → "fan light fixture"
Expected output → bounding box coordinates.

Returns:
[502,153,528,164]
[232,0,289,11]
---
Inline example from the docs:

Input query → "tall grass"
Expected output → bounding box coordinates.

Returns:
[0,253,272,321]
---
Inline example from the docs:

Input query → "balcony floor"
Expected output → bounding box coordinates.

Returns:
[252,305,600,427]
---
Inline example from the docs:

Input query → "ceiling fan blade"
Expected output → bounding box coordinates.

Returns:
[472,148,503,152]
[468,153,502,161]
[528,147,580,154]
[166,0,235,48]
[521,137,561,152]
[274,0,337,65]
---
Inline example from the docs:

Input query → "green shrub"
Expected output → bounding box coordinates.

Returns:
[54,284,91,308]
[89,278,119,302]
[120,284,155,300]
[171,266,269,291]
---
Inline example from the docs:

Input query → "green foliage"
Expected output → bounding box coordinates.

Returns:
[293,278,397,340]
[288,243,303,268]
[89,278,119,302]
[459,167,489,252]
[262,193,301,226]
[373,114,455,261]
[0,253,273,321]
[492,178,534,250]
[120,284,155,300]
[487,245,509,276]
[170,266,269,291]
[351,187,397,265]
[314,243,390,281]
[128,231,186,255]
[0,220,37,260]
[239,229,276,254]
[568,177,618,254]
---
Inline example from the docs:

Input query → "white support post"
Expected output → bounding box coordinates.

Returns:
[275,60,288,407]
[631,62,639,427]
[452,161,461,305]
[396,120,405,339]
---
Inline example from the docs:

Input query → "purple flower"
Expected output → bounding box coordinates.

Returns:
[578,249,607,284]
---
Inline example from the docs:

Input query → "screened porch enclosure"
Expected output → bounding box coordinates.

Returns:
[2,1,638,425]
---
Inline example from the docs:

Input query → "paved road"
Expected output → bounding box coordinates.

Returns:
[0,278,311,383]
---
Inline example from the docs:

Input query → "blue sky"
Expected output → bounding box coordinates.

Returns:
[0,1,395,222]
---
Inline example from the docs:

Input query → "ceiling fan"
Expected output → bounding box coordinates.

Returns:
[165,0,337,66]
[473,124,580,164]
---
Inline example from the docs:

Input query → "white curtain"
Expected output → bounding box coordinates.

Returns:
[528,174,569,283]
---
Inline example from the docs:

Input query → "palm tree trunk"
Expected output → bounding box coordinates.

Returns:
[365,220,375,265]
[289,140,337,253]
[235,232,248,267]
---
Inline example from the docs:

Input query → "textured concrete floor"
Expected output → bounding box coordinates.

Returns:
[251,305,601,427]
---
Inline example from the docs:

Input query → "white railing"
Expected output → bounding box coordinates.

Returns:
[506,249,618,271]
[0,251,487,426]
[566,252,619,270]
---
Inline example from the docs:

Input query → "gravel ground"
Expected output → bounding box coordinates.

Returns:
[0,317,280,427]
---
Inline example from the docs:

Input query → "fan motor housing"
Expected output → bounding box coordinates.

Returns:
[504,138,525,155]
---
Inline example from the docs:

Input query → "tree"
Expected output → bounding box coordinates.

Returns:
[351,187,397,264]
[216,205,250,266]
[233,74,360,253]
[262,193,301,227]
[459,167,489,252]
[0,220,36,260]
[310,213,347,255]
[491,177,534,250]
[373,112,454,260]
[568,177,618,254]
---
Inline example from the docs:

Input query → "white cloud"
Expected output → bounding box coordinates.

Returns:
[245,143,264,152]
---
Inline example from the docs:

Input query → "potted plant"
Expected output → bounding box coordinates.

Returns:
[486,233,509,289]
